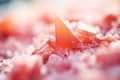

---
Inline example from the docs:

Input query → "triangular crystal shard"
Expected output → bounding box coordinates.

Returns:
[55,16,79,49]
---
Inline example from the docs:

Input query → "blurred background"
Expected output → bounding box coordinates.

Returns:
[0,0,120,31]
